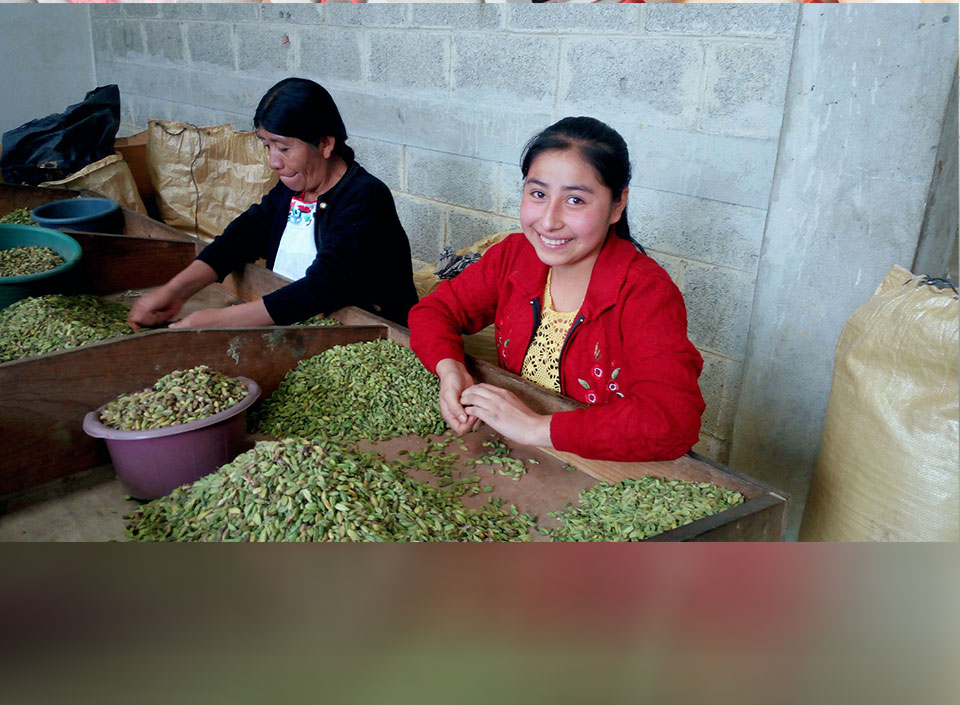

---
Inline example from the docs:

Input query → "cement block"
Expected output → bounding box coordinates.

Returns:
[210,110,252,132]
[681,262,754,360]
[498,164,523,218]
[186,22,235,72]
[409,4,502,30]
[173,102,222,128]
[143,21,185,67]
[323,5,363,28]
[90,20,114,66]
[188,73,275,117]
[236,24,296,79]
[108,64,195,108]
[406,148,499,212]
[333,89,553,164]
[122,4,159,20]
[702,42,793,140]
[646,4,798,38]
[368,31,448,93]
[644,250,682,285]
[159,4,204,21]
[203,4,260,23]
[350,136,404,192]
[697,351,744,441]
[114,20,145,60]
[357,5,408,28]
[90,4,125,20]
[560,38,702,130]
[693,434,729,466]
[447,208,519,252]
[507,4,641,34]
[134,96,177,125]
[452,34,559,108]
[630,188,765,271]
[394,194,446,263]
[298,27,363,84]
[623,124,778,210]
[260,5,323,25]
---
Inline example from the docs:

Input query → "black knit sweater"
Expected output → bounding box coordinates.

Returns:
[195,162,418,326]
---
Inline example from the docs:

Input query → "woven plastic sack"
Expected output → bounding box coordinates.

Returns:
[800,265,959,541]
[146,121,277,242]
[413,229,517,365]
[39,153,146,215]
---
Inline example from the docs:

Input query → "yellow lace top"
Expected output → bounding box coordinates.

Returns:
[520,269,579,392]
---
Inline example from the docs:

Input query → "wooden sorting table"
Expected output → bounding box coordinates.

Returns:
[0,184,788,541]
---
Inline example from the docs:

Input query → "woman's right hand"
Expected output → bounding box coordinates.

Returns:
[127,287,183,331]
[435,358,480,436]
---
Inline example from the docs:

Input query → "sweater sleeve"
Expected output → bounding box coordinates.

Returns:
[261,181,382,325]
[550,274,705,462]
[408,238,513,375]
[195,184,283,280]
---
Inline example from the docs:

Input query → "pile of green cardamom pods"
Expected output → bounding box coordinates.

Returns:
[0,246,65,277]
[125,438,536,542]
[250,338,446,443]
[293,314,341,326]
[541,477,745,541]
[99,365,248,431]
[0,207,34,225]
[0,294,132,363]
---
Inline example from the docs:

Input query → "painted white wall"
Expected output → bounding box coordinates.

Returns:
[0,4,95,137]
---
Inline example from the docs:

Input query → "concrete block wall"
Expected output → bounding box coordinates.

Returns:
[89,2,800,465]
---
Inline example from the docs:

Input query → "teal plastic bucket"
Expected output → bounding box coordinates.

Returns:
[0,224,83,310]
[30,197,123,234]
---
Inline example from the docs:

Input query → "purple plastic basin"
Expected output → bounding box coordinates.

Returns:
[82,377,260,500]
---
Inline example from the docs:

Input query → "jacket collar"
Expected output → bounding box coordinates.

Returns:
[508,229,636,318]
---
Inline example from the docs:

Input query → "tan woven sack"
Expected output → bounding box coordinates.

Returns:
[800,265,959,541]
[39,153,146,215]
[146,121,277,242]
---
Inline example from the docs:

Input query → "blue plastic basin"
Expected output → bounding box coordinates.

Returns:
[30,197,124,234]
[0,224,83,310]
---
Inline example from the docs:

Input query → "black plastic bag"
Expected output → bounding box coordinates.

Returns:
[434,246,482,280]
[1,85,121,185]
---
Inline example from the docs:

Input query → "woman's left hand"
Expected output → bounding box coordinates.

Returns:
[460,383,553,448]
[169,300,274,329]
[168,308,224,329]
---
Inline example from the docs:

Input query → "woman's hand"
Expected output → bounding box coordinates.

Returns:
[127,287,183,330]
[169,299,274,329]
[168,308,224,329]
[435,358,481,436]
[128,260,219,331]
[460,383,553,448]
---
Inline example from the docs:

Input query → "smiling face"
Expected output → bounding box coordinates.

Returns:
[256,127,333,195]
[519,147,627,276]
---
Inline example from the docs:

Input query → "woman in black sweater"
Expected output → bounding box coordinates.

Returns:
[128,78,418,329]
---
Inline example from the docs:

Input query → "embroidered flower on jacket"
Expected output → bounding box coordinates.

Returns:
[586,392,597,404]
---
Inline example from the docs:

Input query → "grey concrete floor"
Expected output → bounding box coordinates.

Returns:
[0,465,138,542]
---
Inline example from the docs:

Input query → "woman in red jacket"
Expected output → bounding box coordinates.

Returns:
[408,117,704,462]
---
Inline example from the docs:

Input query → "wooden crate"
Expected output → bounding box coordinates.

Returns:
[0,184,788,540]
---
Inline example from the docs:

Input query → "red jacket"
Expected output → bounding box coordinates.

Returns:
[409,232,705,461]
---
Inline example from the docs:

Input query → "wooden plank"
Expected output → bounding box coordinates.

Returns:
[0,325,387,497]
[63,232,197,295]
[648,494,789,542]
[0,183,78,213]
